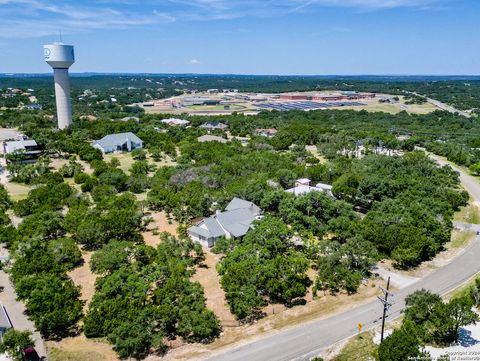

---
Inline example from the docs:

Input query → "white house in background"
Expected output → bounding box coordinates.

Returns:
[92,132,143,154]
[200,121,228,132]
[161,118,190,127]
[187,198,262,248]
[286,178,333,196]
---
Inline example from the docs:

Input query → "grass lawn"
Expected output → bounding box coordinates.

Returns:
[450,230,477,249]
[49,348,109,361]
[454,202,480,224]
[333,331,377,361]
[103,152,136,174]
[189,104,244,111]
[4,182,30,201]
[47,336,118,361]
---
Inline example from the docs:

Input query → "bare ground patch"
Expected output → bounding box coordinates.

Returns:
[143,211,179,247]
[192,250,237,327]
[67,251,96,308]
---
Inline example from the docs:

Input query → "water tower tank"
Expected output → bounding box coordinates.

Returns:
[44,43,75,69]
[43,43,75,130]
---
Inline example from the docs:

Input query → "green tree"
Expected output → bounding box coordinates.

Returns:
[378,325,422,361]
[0,329,34,361]
[428,295,479,345]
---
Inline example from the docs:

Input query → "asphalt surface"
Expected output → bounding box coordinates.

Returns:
[208,153,480,361]
[0,269,47,358]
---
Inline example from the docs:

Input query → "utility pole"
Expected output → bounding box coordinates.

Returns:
[377,276,394,343]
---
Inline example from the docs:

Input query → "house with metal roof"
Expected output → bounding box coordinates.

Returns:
[3,139,42,163]
[255,128,278,138]
[286,178,333,197]
[197,135,228,143]
[200,121,228,132]
[161,118,190,127]
[92,132,143,154]
[187,197,262,248]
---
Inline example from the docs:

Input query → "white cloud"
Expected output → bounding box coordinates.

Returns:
[189,59,201,65]
[0,0,448,38]
[0,0,174,38]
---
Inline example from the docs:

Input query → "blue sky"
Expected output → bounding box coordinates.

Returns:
[0,0,478,75]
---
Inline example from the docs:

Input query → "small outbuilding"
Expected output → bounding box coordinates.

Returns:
[92,132,143,154]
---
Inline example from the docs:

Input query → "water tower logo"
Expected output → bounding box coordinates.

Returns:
[44,47,51,59]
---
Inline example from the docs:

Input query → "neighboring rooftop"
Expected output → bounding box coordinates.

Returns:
[92,132,143,153]
[161,118,190,126]
[286,179,333,197]
[3,139,38,154]
[197,135,228,143]
[200,121,228,131]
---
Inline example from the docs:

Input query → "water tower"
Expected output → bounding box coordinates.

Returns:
[43,43,75,130]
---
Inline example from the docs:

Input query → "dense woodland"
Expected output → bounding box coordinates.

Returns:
[0,80,478,358]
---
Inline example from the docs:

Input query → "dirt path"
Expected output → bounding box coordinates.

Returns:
[192,251,237,327]
[67,251,96,308]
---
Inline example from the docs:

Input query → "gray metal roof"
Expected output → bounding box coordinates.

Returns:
[188,226,212,239]
[223,222,251,238]
[216,208,256,227]
[200,121,228,129]
[93,132,143,149]
[202,217,225,238]
[4,140,37,154]
[188,198,261,240]
[225,197,255,211]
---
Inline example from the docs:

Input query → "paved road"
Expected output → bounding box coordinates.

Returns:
[0,269,47,358]
[208,153,480,361]
[408,91,472,118]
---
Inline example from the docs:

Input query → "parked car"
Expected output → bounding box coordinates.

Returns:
[23,347,40,361]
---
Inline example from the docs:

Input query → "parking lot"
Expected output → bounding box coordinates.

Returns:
[256,101,365,111]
